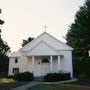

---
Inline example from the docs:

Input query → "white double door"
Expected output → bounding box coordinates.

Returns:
[33,60,50,76]
[41,63,50,76]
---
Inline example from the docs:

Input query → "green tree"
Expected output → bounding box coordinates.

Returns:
[66,0,90,55]
[0,9,4,38]
[22,37,34,47]
[66,0,90,77]
[0,9,10,77]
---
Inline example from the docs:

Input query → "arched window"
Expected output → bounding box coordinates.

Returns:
[42,58,49,63]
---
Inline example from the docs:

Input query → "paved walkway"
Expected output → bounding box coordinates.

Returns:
[11,78,78,90]
[11,81,40,90]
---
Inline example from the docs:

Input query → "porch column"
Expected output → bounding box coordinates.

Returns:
[58,55,60,72]
[32,56,34,73]
[50,56,53,73]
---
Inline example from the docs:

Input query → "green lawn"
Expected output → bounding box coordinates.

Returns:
[28,84,90,90]
[0,77,90,90]
[0,78,28,90]
[28,77,90,90]
[69,77,90,87]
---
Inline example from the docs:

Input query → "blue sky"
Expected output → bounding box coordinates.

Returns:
[0,0,85,52]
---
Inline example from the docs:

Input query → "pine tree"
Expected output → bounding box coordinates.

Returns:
[66,0,90,57]
[66,0,90,77]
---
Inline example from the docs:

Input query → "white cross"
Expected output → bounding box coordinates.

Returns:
[44,24,48,32]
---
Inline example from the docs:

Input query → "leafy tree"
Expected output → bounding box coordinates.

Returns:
[22,37,34,47]
[66,0,90,77]
[0,9,10,77]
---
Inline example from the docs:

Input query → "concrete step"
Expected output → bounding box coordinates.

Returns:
[34,76,44,82]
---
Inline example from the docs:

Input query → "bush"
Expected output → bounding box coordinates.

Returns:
[14,72,33,81]
[73,57,90,78]
[44,72,71,82]
[84,57,90,77]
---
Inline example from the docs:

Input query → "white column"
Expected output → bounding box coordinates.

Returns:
[25,56,28,72]
[50,56,53,73]
[32,56,34,73]
[58,56,60,72]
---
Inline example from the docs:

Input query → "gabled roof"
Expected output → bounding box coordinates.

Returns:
[21,32,47,51]
[26,41,59,56]
[10,32,73,57]
[9,48,22,57]
[9,52,21,57]
[21,32,73,51]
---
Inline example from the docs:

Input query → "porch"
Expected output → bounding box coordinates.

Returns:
[26,55,63,76]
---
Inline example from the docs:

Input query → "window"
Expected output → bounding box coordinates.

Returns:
[42,58,49,63]
[12,68,19,74]
[15,58,18,63]
[88,50,90,56]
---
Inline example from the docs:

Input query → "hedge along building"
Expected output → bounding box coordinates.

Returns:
[8,32,73,78]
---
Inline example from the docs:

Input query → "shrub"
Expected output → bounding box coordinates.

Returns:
[73,57,90,78]
[44,72,71,82]
[84,57,90,77]
[14,72,33,81]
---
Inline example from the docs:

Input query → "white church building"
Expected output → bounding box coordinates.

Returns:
[8,32,73,78]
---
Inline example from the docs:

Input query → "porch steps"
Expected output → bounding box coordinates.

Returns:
[34,76,44,82]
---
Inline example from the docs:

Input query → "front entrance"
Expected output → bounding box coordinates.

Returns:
[33,59,41,76]
[41,58,50,76]
[41,63,50,76]
[33,57,50,76]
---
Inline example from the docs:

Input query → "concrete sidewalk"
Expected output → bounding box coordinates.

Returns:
[11,81,40,90]
[11,78,78,90]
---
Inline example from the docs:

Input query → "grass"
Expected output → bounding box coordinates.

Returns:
[28,84,90,90]
[0,77,90,90]
[69,77,90,87]
[0,78,16,83]
[28,77,90,90]
[0,78,28,90]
